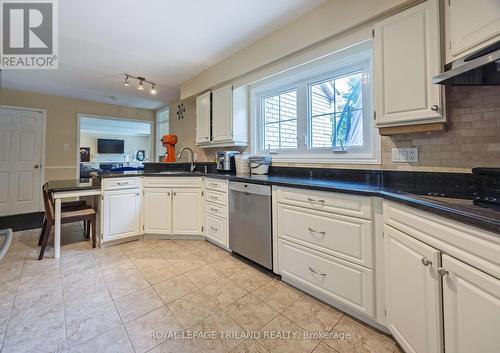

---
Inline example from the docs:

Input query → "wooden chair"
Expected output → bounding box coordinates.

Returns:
[39,183,97,260]
[38,187,90,246]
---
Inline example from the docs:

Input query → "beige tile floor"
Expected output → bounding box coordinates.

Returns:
[0,226,402,353]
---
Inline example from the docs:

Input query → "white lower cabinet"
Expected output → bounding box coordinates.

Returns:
[384,201,500,353]
[205,213,227,246]
[279,239,374,317]
[143,188,172,234]
[102,188,141,241]
[442,254,500,353]
[384,225,443,353]
[172,188,202,235]
[204,178,229,248]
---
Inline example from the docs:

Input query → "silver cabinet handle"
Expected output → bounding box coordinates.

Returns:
[210,207,218,213]
[431,105,439,111]
[309,266,327,276]
[173,192,176,196]
[308,227,326,236]
[167,192,171,196]
[210,226,218,231]
[437,268,449,276]
[117,182,129,186]
[210,183,218,187]
[210,196,218,201]
[307,198,325,204]
[421,258,433,266]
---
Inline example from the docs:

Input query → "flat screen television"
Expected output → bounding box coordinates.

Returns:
[97,139,124,154]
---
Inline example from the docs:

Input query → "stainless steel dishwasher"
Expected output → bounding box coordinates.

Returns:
[229,181,272,269]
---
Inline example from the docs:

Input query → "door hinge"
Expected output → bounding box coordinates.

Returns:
[201,191,204,197]
[385,309,387,316]
[373,111,377,120]
[448,0,451,6]
[201,226,204,232]
[143,190,145,196]
[449,41,452,50]
[371,28,375,38]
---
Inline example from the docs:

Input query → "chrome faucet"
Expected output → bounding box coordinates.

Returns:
[177,147,196,172]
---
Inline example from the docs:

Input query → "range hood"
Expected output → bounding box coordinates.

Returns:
[433,40,500,85]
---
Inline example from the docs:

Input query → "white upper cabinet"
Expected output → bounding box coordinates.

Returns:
[195,91,211,144]
[195,84,248,147]
[384,225,443,353]
[374,0,443,127]
[442,254,500,353]
[212,84,233,142]
[445,0,500,63]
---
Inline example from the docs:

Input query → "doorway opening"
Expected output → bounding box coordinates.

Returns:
[77,115,153,180]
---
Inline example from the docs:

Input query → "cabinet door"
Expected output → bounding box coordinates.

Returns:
[172,188,202,235]
[103,189,141,241]
[442,254,500,353]
[445,0,500,63]
[212,84,233,142]
[144,188,172,235]
[196,91,211,144]
[384,225,443,353]
[374,0,442,127]
[205,213,227,247]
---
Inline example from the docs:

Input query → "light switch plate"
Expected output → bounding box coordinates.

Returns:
[392,148,418,163]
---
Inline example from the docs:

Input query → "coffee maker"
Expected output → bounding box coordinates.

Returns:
[216,151,240,173]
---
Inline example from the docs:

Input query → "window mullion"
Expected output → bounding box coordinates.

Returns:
[296,82,308,153]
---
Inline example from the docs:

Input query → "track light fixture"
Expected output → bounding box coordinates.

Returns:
[124,74,157,95]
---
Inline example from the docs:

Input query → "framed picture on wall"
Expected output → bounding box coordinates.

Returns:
[80,147,90,162]
[136,150,145,162]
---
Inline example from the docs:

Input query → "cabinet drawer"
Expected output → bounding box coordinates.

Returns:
[206,214,227,246]
[102,177,140,191]
[144,177,202,188]
[205,178,227,193]
[277,187,372,220]
[205,201,227,218]
[205,190,227,206]
[278,204,373,268]
[384,201,500,279]
[279,239,374,317]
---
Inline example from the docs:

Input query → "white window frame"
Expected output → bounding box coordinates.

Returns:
[155,106,169,159]
[250,42,380,164]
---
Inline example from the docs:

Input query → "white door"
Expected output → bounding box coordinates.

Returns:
[212,84,233,142]
[0,107,43,216]
[144,188,172,234]
[374,0,443,127]
[445,0,500,63]
[103,189,141,241]
[172,188,202,235]
[384,225,443,353]
[442,254,500,353]
[196,91,211,144]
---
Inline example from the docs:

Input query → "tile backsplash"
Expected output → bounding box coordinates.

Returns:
[381,86,500,172]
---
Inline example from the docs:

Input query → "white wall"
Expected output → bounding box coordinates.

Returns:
[80,132,151,163]
[180,0,418,98]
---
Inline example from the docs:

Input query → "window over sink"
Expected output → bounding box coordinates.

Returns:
[251,42,380,164]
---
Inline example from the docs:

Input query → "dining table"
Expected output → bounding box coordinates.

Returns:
[46,179,101,258]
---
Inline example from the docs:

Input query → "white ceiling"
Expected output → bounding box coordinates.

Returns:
[2,0,325,110]
[80,117,151,136]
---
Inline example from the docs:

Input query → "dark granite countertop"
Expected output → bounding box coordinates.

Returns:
[95,169,500,234]
[47,179,100,193]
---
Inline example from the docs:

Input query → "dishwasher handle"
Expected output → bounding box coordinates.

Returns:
[229,181,271,196]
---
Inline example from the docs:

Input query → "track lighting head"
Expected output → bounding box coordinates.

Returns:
[123,74,156,95]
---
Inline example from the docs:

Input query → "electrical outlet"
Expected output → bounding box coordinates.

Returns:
[392,148,418,163]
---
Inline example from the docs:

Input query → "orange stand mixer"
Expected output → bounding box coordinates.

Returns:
[160,134,178,162]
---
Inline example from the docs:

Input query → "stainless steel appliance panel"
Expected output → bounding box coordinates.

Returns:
[229,182,272,269]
